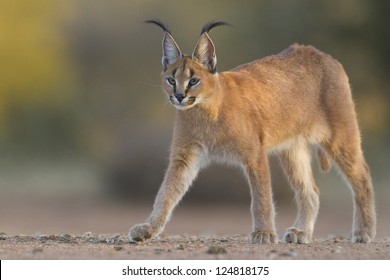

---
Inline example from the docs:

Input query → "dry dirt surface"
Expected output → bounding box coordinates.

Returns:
[1,198,390,260]
[1,232,389,260]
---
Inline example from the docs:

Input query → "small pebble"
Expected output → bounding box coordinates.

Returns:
[32,248,44,254]
[331,246,342,254]
[114,246,124,251]
[106,235,120,244]
[279,250,297,257]
[59,234,74,243]
[154,248,164,255]
[207,246,227,255]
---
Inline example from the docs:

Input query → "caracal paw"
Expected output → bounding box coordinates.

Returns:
[352,229,373,243]
[128,223,154,242]
[250,229,278,244]
[284,227,311,244]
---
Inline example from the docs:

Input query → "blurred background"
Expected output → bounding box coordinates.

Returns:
[0,0,389,238]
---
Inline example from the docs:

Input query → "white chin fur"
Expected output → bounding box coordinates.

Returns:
[174,104,193,110]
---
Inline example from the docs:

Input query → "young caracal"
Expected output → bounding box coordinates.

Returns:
[129,20,376,244]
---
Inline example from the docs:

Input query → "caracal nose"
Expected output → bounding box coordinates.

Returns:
[175,93,184,103]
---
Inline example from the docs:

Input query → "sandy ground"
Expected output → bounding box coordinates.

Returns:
[1,233,390,260]
[1,198,389,259]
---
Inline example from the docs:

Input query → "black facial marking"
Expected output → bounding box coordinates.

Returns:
[171,68,177,93]
[189,68,195,78]
[182,59,187,72]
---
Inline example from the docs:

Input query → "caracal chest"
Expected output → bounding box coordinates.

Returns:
[182,110,254,165]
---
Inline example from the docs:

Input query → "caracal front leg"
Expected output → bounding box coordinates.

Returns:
[245,149,278,244]
[129,145,203,242]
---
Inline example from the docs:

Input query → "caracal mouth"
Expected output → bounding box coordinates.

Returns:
[169,96,198,110]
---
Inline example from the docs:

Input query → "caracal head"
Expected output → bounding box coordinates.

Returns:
[146,20,229,110]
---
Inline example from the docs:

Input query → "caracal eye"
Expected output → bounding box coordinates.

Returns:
[188,78,199,87]
[167,77,176,86]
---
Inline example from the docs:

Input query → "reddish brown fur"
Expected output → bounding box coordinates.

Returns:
[129,23,376,244]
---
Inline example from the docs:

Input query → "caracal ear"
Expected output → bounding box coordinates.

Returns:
[145,19,182,70]
[162,32,182,70]
[192,33,217,73]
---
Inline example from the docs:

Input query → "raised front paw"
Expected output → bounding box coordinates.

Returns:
[128,223,155,242]
[283,227,311,244]
[250,230,278,244]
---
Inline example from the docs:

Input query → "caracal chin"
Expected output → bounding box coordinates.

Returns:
[129,20,376,244]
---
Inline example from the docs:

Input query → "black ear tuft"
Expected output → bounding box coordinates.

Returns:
[145,19,171,34]
[193,21,230,73]
[200,20,231,35]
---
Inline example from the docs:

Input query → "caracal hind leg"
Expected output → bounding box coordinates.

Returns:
[245,149,278,244]
[279,140,320,244]
[323,141,376,243]
[129,146,203,242]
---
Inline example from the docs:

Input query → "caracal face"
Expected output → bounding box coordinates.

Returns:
[161,58,212,110]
